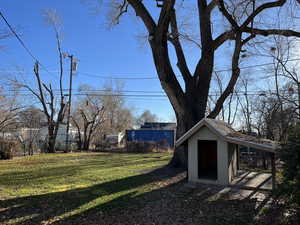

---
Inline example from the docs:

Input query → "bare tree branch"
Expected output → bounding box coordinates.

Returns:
[168,9,192,83]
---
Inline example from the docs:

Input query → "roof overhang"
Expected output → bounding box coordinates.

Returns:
[225,136,276,153]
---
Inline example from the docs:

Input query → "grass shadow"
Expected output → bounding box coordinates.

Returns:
[1,159,284,225]
[0,154,169,187]
[0,166,183,225]
[51,179,262,225]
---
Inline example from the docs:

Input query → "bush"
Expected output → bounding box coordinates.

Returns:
[0,140,16,160]
[126,141,172,153]
[126,141,156,153]
[277,122,300,204]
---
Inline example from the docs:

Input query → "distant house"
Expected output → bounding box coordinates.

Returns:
[126,122,176,148]
[0,132,17,140]
[0,128,40,141]
[176,118,277,188]
[18,128,41,141]
[105,132,124,146]
[39,124,77,146]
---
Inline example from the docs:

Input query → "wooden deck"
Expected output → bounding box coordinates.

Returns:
[231,171,272,191]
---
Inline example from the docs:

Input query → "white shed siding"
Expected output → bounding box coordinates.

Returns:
[188,126,230,185]
[218,139,229,185]
[228,143,238,182]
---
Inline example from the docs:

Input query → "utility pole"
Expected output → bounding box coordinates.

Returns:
[65,54,76,152]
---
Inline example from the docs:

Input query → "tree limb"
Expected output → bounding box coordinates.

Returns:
[213,30,234,49]
[243,27,300,37]
[33,62,50,119]
[218,0,239,29]
[209,32,256,118]
[168,9,192,83]
[127,0,156,33]
[241,0,287,28]
[207,0,219,13]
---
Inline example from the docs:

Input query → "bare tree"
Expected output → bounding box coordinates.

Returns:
[93,0,300,167]
[21,9,67,153]
[210,71,239,125]
[18,106,45,128]
[17,107,44,156]
[0,87,20,133]
[72,93,105,150]
[136,110,158,127]
[253,92,296,141]
[236,76,255,133]
[22,63,66,153]
[248,36,300,141]
[0,25,13,50]
[269,37,300,119]
[100,82,134,135]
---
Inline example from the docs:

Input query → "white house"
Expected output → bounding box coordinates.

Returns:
[105,132,125,145]
[19,128,41,140]
[39,124,77,144]
[176,118,277,188]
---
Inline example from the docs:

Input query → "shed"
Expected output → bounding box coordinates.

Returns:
[176,118,277,188]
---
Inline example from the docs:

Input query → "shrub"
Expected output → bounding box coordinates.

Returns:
[0,140,15,160]
[277,122,300,204]
[126,141,157,153]
[126,141,173,153]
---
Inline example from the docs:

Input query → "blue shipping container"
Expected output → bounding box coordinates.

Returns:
[126,130,175,148]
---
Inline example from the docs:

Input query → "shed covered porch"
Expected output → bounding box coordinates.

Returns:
[226,135,276,190]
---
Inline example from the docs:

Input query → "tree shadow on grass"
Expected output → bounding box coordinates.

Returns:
[0,166,183,225]
[1,165,284,225]
[0,157,168,187]
[52,181,261,225]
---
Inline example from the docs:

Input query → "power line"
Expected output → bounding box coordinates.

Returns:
[1,10,300,80]
[76,71,161,80]
[1,57,300,80]
[216,58,300,73]
[0,90,286,98]
[1,88,273,95]
[0,11,55,76]
[3,88,165,94]
[75,57,300,80]
[72,93,168,97]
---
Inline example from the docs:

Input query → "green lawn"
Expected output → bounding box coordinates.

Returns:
[0,152,172,225]
[0,152,296,225]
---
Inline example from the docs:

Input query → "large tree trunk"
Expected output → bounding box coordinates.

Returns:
[47,127,56,153]
[83,135,89,150]
[47,122,59,153]
[82,124,89,150]
[77,138,83,150]
[169,97,207,168]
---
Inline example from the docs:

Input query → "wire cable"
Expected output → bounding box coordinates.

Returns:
[75,57,300,80]
[0,11,55,76]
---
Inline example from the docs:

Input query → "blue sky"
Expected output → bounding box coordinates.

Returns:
[0,0,180,121]
[1,0,294,123]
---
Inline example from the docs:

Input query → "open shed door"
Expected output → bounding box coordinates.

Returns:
[198,140,218,180]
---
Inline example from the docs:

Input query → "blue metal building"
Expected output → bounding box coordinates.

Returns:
[126,129,175,148]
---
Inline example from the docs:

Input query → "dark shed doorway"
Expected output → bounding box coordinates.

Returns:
[198,140,218,180]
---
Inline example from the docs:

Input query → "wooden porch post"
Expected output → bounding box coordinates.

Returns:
[271,152,276,189]
[237,145,240,171]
